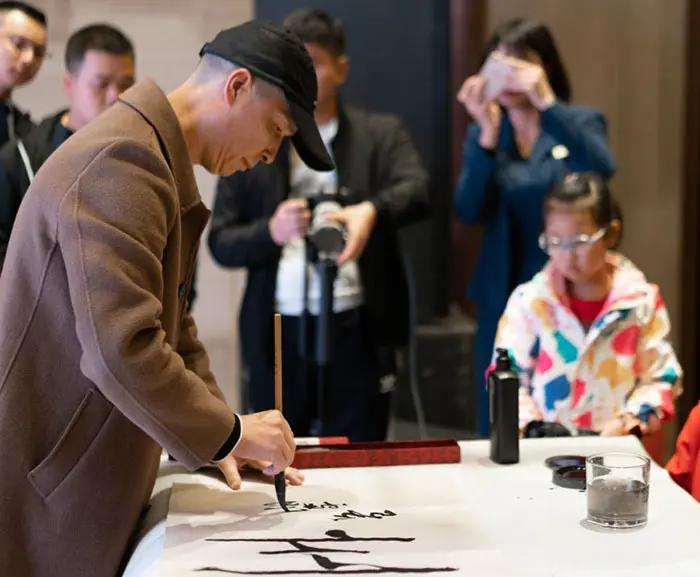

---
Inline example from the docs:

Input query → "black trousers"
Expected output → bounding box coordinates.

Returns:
[246,308,391,442]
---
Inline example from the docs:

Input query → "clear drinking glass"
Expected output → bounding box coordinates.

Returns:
[586,453,650,529]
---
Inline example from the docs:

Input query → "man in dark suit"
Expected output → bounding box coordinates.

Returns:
[0,23,135,272]
[209,8,430,442]
[0,1,47,146]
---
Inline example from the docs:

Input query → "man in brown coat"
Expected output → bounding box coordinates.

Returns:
[0,20,334,577]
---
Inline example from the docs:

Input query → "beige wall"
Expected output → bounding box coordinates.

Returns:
[488,0,687,340]
[21,0,254,409]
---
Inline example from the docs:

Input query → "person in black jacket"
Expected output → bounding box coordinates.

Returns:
[209,8,429,442]
[0,2,47,146]
[0,23,134,272]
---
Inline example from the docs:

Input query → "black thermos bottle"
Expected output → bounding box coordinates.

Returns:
[489,348,520,464]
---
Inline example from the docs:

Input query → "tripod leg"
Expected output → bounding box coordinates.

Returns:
[314,259,337,436]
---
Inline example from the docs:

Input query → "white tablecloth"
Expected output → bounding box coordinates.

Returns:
[122,436,700,576]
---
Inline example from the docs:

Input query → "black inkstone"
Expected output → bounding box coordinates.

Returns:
[553,465,587,490]
[545,455,586,470]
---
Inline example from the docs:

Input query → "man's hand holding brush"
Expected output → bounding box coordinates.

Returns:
[216,410,304,491]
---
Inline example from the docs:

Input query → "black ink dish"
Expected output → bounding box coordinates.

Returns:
[553,465,587,491]
[545,455,586,470]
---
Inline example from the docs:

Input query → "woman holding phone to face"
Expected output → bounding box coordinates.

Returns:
[453,18,616,438]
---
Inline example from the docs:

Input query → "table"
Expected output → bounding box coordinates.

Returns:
[122,436,700,576]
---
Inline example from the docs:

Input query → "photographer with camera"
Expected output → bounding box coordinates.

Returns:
[209,8,429,442]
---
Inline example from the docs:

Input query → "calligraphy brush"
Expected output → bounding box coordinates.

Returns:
[274,313,289,512]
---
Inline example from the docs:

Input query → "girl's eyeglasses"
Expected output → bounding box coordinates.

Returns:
[538,227,607,256]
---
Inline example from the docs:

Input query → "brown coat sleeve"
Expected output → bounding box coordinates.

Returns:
[177,312,227,404]
[57,138,235,470]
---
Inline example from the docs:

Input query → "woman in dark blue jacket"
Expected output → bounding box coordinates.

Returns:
[453,18,616,437]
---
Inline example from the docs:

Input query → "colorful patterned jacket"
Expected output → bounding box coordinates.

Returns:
[490,253,682,434]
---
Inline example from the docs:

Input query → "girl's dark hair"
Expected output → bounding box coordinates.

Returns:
[545,172,616,228]
[482,18,571,103]
[610,198,624,249]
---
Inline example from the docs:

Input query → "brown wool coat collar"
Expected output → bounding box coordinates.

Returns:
[119,78,202,212]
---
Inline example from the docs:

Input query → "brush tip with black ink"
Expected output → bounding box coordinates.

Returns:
[274,472,289,512]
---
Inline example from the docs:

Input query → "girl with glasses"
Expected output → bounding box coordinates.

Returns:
[489,172,682,437]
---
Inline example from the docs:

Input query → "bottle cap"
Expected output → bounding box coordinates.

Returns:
[495,348,510,370]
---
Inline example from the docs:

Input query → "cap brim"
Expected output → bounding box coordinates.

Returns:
[288,100,335,172]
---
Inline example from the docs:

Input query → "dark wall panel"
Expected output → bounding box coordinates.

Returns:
[255,0,450,322]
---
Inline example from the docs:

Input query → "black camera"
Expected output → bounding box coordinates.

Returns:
[307,186,346,259]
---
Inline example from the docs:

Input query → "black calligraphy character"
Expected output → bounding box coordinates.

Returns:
[264,501,302,512]
[197,530,457,574]
[265,501,347,513]
[303,501,346,510]
[332,509,397,522]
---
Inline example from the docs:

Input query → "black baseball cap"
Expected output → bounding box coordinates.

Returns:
[199,19,335,172]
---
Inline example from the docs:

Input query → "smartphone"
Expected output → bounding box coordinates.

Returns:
[479,52,510,100]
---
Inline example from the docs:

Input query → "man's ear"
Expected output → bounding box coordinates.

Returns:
[224,68,253,106]
[336,55,349,85]
[63,71,74,99]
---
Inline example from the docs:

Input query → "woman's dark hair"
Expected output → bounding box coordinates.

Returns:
[545,172,616,228]
[482,18,571,103]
